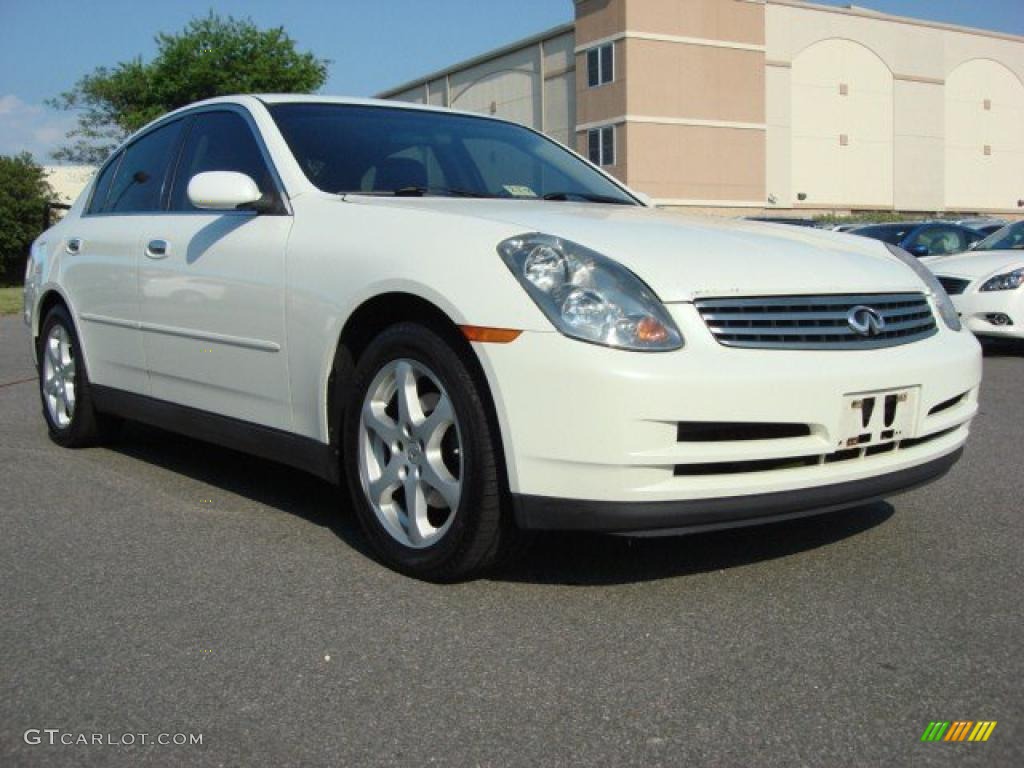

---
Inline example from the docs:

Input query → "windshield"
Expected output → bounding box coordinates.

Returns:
[268,103,636,205]
[973,221,1024,251]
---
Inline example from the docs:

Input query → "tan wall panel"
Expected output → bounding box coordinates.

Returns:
[625,39,764,123]
[765,64,792,207]
[543,32,576,73]
[791,38,894,207]
[427,78,447,107]
[945,59,1024,211]
[624,122,765,201]
[625,0,764,46]
[449,46,541,128]
[544,71,576,146]
[893,80,944,211]
[390,86,427,105]
[575,40,627,125]
[575,0,626,46]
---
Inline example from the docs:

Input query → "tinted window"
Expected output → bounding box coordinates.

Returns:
[587,48,600,88]
[462,137,572,197]
[910,225,966,256]
[103,120,184,213]
[170,111,274,211]
[975,221,1024,251]
[269,103,635,204]
[86,152,122,214]
[851,223,915,245]
[587,44,613,88]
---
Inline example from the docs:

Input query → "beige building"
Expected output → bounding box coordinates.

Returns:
[379,0,1024,217]
[43,165,96,205]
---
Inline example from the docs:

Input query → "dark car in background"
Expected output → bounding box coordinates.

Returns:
[745,216,822,228]
[849,221,984,257]
[955,217,1008,238]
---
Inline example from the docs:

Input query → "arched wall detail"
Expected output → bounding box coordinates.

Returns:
[790,38,894,207]
[945,58,1024,211]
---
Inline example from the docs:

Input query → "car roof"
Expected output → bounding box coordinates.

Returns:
[163,93,511,124]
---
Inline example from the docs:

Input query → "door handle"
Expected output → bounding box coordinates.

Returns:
[146,239,169,259]
[65,238,82,255]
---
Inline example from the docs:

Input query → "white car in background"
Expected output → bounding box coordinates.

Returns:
[924,221,1024,341]
[24,96,982,580]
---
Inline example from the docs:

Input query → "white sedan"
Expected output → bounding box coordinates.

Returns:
[924,221,1024,341]
[24,95,981,580]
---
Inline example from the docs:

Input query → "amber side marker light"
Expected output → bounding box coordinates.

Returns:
[459,325,523,343]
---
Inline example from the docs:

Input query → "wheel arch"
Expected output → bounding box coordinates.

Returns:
[33,288,84,369]
[326,291,512,495]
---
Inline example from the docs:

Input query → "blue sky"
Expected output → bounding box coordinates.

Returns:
[1,0,1022,162]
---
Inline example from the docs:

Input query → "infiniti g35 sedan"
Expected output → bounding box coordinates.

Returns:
[924,220,1024,341]
[24,95,982,580]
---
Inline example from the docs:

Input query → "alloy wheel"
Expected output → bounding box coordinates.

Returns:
[42,323,77,428]
[357,358,463,548]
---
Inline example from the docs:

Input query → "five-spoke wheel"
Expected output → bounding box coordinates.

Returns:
[41,322,77,428]
[358,358,463,548]
[343,322,517,581]
[37,305,117,447]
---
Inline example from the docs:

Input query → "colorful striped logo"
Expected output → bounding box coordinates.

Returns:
[921,721,997,742]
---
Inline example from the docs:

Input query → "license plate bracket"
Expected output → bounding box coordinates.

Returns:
[837,387,919,450]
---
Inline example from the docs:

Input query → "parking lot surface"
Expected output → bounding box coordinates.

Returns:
[1,315,1021,767]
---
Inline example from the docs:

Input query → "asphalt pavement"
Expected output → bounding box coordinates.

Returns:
[1,314,1021,767]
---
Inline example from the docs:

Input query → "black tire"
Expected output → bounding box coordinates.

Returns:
[37,305,120,448]
[342,322,518,581]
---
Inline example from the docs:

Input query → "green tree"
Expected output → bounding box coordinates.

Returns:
[0,153,55,284]
[49,14,329,163]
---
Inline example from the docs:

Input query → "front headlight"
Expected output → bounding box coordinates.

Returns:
[980,269,1024,292]
[498,234,683,351]
[884,243,961,331]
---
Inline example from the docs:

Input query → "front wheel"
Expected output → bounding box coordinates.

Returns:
[342,323,517,581]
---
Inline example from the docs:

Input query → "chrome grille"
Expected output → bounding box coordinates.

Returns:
[936,276,970,296]
[695,293,937,350]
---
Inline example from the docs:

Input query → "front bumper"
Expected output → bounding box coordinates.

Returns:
[474,302,981,530]
[513,449,960,532]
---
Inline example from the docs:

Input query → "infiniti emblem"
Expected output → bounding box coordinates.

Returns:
[847,305,886,336]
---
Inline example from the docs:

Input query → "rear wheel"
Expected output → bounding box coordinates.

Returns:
[37,305,119,447]
[343,323,517,581]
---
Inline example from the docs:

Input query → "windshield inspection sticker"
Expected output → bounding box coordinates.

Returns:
[503,185,537,198]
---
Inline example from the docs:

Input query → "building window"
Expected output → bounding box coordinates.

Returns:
[587,125,615,167]
[586,43,614,88]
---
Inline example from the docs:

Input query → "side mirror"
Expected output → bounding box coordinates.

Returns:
[187,171,263,211]
[908,244,930,258]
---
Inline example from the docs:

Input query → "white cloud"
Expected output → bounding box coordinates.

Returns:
[0,94,76,162]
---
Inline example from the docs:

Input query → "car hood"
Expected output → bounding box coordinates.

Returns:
[921,250,1023,280]
[343,197,926,301]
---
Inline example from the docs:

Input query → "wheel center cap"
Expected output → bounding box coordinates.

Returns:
[407,444,422,463]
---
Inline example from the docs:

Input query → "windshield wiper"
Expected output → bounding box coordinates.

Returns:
[340,187,495,198]
[542,191,634,205]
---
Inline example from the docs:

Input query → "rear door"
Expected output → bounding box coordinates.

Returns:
[59,119,186,393]
[137,108,294,430]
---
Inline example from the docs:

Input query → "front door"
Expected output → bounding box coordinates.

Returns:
[138,110,294,431]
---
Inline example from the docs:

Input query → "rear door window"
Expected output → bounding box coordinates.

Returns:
[103,120,184,213]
